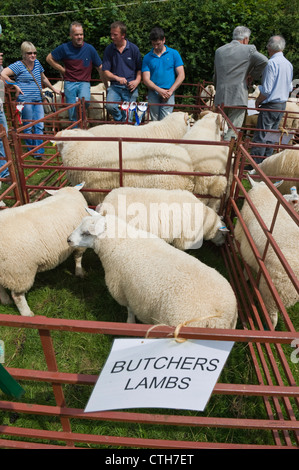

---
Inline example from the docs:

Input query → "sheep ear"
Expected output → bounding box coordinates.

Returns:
[274,180,284,188]
[74,182,85,191]
[95,203,102,213]
[45,189,57,196]
[216,114,222,128]
[95,203,107,216]
[86,207,98,217]
[247,175,256,187]
[94,216,107,237]
[219,225,229,232]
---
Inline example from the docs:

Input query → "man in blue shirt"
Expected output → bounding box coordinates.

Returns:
[251,35,293,163]
[102,21,142,122]
[46,22,106,122]
[142,27,185,121]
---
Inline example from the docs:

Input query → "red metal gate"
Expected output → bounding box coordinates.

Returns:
[0,96,298,448]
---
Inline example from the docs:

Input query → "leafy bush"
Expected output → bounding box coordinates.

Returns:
[0,0,297,83]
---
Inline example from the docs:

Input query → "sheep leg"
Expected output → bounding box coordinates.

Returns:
[11,291,34,317]
[127,307,136,323]
[0,284,13,305]
[73,248,86,278]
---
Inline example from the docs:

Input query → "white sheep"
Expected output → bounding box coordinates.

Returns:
[55,128,194,206]
[234,177,299,327]
[87,82,108,123]
[67,211,238,329]
[88,111,190,139]
[97,187,229,249]
[0,184,88,317]
[180,111,231,211]
[200,84,215,107]
[244,90,299,130]
[43,81,107,126]
[280,101,299,130]
[256,147,299,194]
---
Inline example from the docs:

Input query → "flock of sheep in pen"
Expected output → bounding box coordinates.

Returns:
[0,82,298,331]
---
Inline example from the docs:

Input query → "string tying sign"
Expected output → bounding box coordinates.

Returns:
[84,338,234,413]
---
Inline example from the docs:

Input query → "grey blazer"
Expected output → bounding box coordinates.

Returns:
[213,40,268,107]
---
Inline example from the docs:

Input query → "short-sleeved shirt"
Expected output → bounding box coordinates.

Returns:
[8,60,44,102]
[142,46,184,89]
[102,40,142,84]
[51,42,102,82]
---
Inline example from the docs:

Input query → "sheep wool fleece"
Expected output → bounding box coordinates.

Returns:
[100,187,225,249]
[257,147,299,194]
[0,187,88,294]
[95,216,238,329]
[234,182,299,326]
[56,129,194,206]
[89,111,189,139]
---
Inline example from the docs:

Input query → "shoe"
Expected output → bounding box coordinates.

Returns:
[34,156,47,161]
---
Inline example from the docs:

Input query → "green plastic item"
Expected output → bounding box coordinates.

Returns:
[0,363,25,398]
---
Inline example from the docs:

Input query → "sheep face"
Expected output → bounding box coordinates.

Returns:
[67,213,105,248]
[210,225,229,246]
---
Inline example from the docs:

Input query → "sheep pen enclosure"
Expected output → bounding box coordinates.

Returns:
[0,86,298,449]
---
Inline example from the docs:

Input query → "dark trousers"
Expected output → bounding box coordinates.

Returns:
[251,101,286,164]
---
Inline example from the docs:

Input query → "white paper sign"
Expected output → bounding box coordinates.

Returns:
[247,99,259,116]
[84,338,234,413]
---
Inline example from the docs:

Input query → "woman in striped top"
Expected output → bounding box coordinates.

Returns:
[1,41,59,159]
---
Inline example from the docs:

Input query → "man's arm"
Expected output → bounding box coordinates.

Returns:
[143,65,185,101]
[95,65,109,88]
[255,90,267,107]
[168,65,185,96]
[249,51,268,80]
[127,70,141,92]
[142,70,166,97]
[103,69,127,85]
[46,53,65,77]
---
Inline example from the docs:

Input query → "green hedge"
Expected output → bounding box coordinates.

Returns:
[0,0,297,83]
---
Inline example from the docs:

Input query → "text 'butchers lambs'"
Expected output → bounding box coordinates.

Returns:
[84,338,234,413]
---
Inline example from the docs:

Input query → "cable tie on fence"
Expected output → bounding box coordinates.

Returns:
[173,315,222,343]
[145,323,169,338]
[145,314,221,342]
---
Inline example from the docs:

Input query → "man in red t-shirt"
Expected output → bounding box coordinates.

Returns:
[46,22,107,122]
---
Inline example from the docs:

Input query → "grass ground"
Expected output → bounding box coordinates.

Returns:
[0,241,297,447]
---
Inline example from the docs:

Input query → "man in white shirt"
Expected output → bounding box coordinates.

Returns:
[251,35,293,163]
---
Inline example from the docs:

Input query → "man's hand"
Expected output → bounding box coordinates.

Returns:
[118,76,128,86]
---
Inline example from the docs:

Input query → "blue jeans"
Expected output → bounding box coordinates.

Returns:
[106,84,139,122]
[0,108,9,177]
[251,102,286,164]
[148,89,175,121]
[64,81,91,122]
[21,101,45,157]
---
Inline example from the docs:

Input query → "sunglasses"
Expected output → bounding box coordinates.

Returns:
[26,51,37,55]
